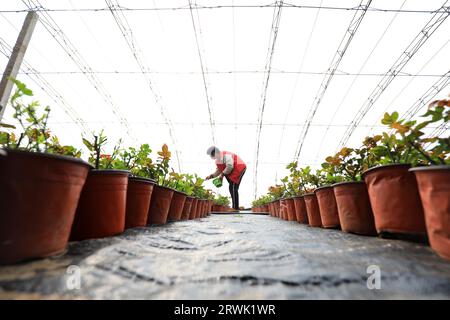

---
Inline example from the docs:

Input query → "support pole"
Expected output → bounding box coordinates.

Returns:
[0,11,38,121]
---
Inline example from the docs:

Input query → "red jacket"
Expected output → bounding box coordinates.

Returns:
[216,151,246,184]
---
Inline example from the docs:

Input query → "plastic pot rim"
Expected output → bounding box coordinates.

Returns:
[314,185,333,193]
[1,147,92,168]
[154,184,176,192]
[303,193,316,197]
[332,181,365,187]
[361,163,411,178]
[409,165,450,172]
[90,169,130,175]
[171,189,188,196]
[129,176,156,184]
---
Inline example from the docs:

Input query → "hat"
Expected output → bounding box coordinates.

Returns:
[206,146,220,157]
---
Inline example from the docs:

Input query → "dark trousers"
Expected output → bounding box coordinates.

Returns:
[226,168,246,210]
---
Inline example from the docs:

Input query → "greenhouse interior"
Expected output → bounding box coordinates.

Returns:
[0,0,449,302]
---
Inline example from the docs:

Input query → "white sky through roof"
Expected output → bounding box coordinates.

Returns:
[1,0,450,207]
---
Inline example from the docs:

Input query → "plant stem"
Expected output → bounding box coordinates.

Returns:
[411,141,437,165]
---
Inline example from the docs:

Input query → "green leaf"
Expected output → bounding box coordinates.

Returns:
[391,111,399,122]
[82,138,94,151]
[11,78,33,96]
[381,113,392,125]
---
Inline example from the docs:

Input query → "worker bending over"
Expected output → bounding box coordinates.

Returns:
[205,146,247,211]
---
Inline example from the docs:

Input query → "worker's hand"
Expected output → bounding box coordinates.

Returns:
[205,175,212,180]
[219,173,224,179]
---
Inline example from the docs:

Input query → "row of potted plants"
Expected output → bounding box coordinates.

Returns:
[251,195,272,213]
[0,80,216,265]
[212,194,232,212]
[253,97,449,260]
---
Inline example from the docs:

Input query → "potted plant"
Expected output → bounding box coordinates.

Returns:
[298,167,323,227]
[251,195,271,213]
[285,162,308,224]
[204,191,214,216]
[166,172,189,222]
[409,97,450,259]
[113,144,156,229]
[324,142,378,236]
[177,174,196,220]
[203,189,215,216]
[141,144,175,225]
[191,175,209,218]
[280,175,298,221]
[70,130,129,241]
[214,194,231,212]
[268,184,284,219]
[0,80,91,264]
[313,157,342,229]
[362,112,427,241]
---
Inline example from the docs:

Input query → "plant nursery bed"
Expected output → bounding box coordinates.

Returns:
[0,214,449,299]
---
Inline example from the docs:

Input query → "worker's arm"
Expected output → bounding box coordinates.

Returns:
[222,154,234,175]
[206,168,222,180]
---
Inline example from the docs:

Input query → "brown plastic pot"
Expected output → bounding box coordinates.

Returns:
[202,200,207,217]
[70,169,129,241]
[206,200,211,216]
[147,185,174,225]
[410,165,450,260]
[167,191,187,222]
[279,199,286,220]
[333,181,376,236]
[195,199,202,218]
[293,196,308,224]
[206,201,211,215]
[285,198,296,221]
[189,198,198,219]
[283,199,289,220]
[315,186,340,229]
[0,149,91,265]
[274,200,281,218]
[181,197,194,220]
[198,200,204,218]
[363,164,426,239]
[209,200,213,214]
[125,177,155,229]
[209,200,213,215]
[303,193,322,227]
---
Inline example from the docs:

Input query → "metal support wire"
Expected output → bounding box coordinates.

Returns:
[293,0,372,161]
[253,0,284,199]
[2,3,450,14]
[104,0,182,171]
[21,0,137,143]
[188,0,216,145]
[312,0,406,163]
[0,37,90,136]
[5,70,446,77]
[274,0,323,182]
[401,70,450,120]
[337,2,450,149]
